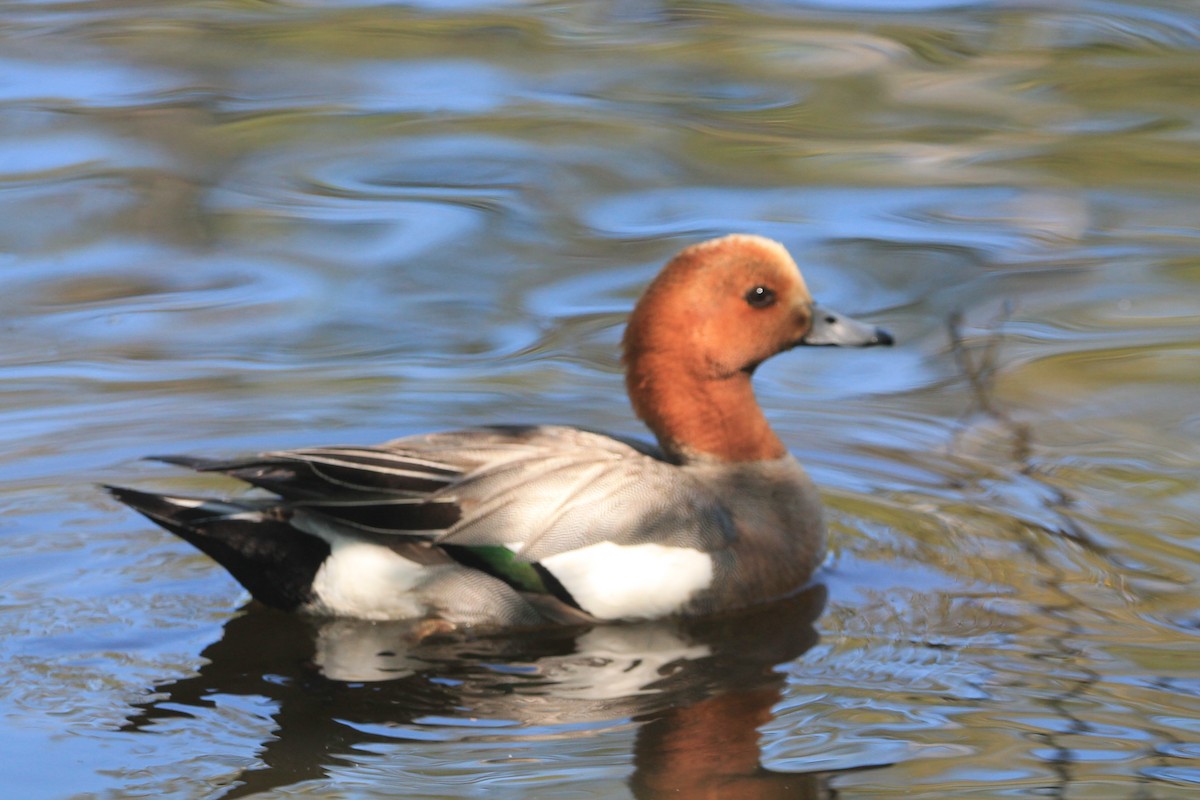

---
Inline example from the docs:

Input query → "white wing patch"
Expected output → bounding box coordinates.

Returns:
[540,542,713,620]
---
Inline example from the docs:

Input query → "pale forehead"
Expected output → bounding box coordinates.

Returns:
[683,234,809,294]
[689,232,790,258]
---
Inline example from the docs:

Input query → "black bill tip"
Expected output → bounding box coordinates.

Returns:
[871,327,895,347]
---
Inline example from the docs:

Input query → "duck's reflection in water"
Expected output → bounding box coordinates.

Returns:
[126,585,836,798]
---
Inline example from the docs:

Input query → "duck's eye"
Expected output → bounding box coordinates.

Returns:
[744,285,776,309]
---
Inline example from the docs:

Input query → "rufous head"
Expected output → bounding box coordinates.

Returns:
[622,234,892,463]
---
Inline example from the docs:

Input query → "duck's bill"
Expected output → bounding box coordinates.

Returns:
[801,304,894,347]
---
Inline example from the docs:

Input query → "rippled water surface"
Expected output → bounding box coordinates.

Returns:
[3,1,1200,798]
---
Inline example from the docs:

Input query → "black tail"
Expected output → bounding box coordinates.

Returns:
[106,486,330,612]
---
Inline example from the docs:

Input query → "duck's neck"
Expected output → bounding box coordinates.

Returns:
[626,356,787,464]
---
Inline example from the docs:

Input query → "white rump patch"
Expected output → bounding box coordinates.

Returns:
[540,542,713,620]
[307,535,439,621]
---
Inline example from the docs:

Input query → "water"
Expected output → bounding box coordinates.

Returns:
[2,0,1199,797]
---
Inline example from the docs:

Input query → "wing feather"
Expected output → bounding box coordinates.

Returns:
[439,447,735,560]
[157,425,736,563]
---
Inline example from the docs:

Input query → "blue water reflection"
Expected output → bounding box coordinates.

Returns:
[2,0,1200,797]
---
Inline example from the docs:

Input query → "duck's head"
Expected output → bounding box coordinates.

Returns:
[622,234,893,462]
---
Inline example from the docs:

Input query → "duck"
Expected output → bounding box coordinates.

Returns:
[108,234,892,629]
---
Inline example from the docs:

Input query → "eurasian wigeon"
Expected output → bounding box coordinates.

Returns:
[108,234,892,628]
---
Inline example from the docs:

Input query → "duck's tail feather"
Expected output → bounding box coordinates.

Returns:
[105,485,329,611]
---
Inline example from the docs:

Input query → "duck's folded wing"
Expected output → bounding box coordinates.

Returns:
[164,426,737,558]
[433,448,737,561]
